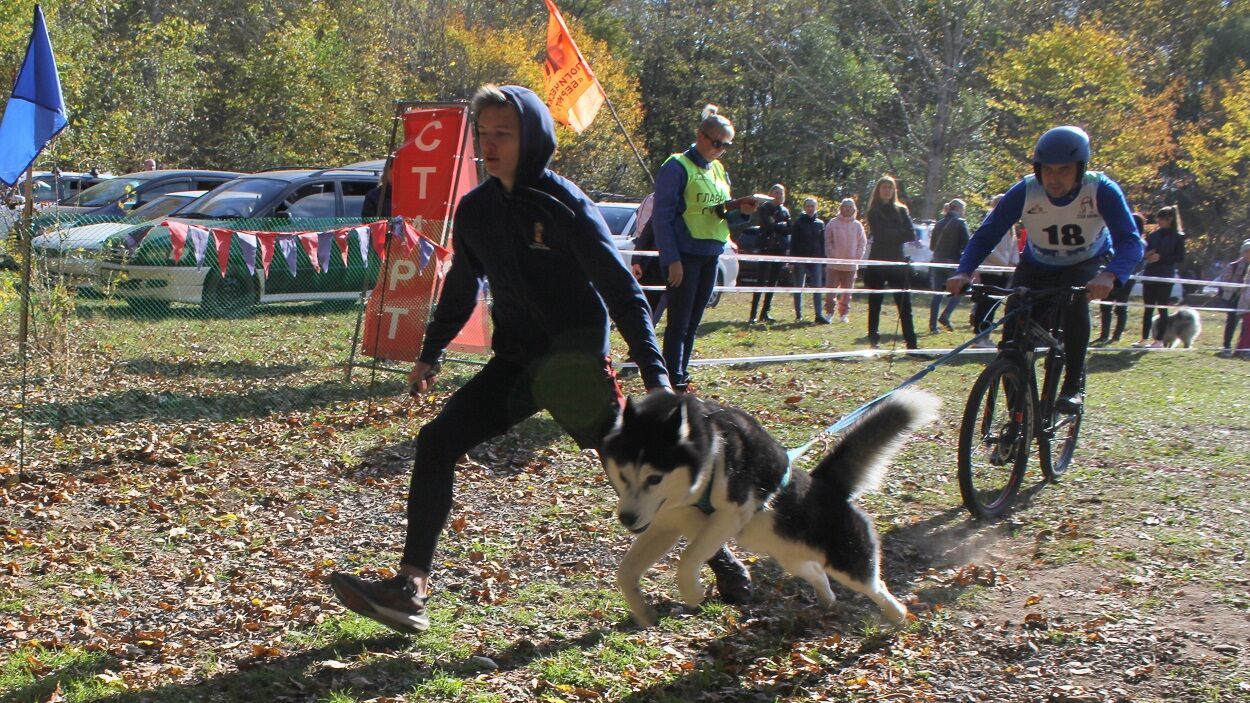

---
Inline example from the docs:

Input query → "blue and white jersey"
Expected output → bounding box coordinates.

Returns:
[957,170,1143,283]
[1020,172,1107,266]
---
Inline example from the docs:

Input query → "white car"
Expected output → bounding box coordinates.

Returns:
[32,190,206,286]
[595,201,739,307]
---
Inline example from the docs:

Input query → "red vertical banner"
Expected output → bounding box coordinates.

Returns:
[360,105,490,362]
[393,108,469,220]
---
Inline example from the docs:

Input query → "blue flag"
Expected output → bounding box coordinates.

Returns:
[0,5,68,186]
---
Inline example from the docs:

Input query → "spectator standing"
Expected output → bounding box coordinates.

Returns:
[864,176,919,349]
[1238,247,1250,357]
[928,198,971,333]
[628,192,666,322]
[824,197,867,323]
[361,156,393,219]
[1216,239,1250,356]
[969,193,1019,346]
[327,85,677,635]
[1092,212,1144,346]
[652,104,759,393]
[142,158,157,171]
[1134,205,1186,347]
[748,183,791,323]
[791,198,830,323]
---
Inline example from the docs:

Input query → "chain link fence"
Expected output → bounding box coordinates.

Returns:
[1,214,458,476]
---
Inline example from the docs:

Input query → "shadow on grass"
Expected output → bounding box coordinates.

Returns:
[80,626,619,703]
[351,413,576,481]
[117,358,310,380]
[23,378,406,428]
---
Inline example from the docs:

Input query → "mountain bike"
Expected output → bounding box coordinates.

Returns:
[957,284,1086,518]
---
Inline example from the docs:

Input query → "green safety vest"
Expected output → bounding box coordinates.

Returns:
[666,153,731,243]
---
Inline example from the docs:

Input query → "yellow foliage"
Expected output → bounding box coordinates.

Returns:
[985,21,1177,199]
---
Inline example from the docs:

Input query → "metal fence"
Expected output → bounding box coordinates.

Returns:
[1,214,453,475]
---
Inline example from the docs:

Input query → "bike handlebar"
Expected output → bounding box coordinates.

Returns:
[962,283,1089,300]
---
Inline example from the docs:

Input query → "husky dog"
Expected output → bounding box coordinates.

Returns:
[1152,307,1202,348]
[600,388,939,627]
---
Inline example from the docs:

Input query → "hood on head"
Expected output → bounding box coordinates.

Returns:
[498,85,557,189]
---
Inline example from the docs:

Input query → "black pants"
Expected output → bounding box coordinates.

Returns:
[1224,309,1243,349]
[664,253,719,388]
[750,259,787,320]
[1003,256,1104,396]
[1141,281,1172,340]
[863,264,917,347]
[403,355,622,572]
[1098,278,1131,341]
[973,272,1011,332]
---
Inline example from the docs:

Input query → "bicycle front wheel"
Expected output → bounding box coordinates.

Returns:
[1039,357,1083,480]
[958,358,1032,519]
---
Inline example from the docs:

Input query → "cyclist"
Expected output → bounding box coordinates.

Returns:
[946,126,1143,413]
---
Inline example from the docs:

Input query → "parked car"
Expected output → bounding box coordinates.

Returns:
[595,201,739,307]
[97,165,385,315]
[31,191,206,286]
[23,171,113,205]
[902,220,935,264]
[54,169,243,217]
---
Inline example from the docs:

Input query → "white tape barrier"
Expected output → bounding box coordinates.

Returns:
[628,249,1250,292]
[613,343,1199,370]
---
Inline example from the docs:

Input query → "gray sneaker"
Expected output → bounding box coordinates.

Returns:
[330,573,429,634]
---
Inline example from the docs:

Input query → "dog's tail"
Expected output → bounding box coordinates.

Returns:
[809,388,940,498]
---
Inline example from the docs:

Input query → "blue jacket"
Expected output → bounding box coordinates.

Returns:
[419,86,669,390]
[958,173,1142,283]
[651,146,745,266]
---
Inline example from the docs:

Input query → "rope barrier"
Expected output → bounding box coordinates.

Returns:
[627,249,1250,291]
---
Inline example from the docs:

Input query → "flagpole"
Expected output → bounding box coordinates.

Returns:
[543,0,653,187]
[598,86,654,187]
[17,165,35,476]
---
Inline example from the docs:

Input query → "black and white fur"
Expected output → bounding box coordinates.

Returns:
[600,388,939,627]
[1151,307,1202,348]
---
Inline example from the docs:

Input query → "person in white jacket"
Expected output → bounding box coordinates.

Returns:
[823,198,868,322]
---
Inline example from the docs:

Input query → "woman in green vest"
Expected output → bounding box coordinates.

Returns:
[651,104,760,394]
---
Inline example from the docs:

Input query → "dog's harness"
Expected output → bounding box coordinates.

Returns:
[695,459,792,516]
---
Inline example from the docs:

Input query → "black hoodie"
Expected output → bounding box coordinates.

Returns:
[418,86,669,390]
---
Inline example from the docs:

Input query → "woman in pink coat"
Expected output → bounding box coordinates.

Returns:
[823,198,868,322]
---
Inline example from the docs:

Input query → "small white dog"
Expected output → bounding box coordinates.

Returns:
[1152,307,1202,348]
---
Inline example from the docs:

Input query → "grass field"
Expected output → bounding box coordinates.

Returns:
[2,288,1248,702]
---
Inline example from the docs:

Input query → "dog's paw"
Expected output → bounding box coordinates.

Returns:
[883,601,909,624]
[679,582,706,608]
[630,607,658,628]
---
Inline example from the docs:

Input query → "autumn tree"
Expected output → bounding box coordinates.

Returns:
[983,21,1177,205]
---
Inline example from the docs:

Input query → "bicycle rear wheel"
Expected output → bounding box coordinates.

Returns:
[958,358,1032,519]
[1039,350,1083,480]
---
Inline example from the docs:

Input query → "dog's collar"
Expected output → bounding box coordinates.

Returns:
[695,462,792,516]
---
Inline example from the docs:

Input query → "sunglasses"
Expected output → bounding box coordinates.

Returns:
[700,131,733,149]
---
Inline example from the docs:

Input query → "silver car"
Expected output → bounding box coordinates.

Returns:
[595,201,739,307]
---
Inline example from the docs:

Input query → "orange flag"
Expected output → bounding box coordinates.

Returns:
[542,0,605,133]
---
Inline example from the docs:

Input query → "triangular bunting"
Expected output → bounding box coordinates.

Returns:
[277,236,299,277]
[212,228,233,277]
[167,221,188,263]
[297,232,321,273]
[190,226,209,269]
[334,229,351,266]
[236,233,258,277]
[256,232,276,276]
[317,231,334,273]
[354,226,370,268]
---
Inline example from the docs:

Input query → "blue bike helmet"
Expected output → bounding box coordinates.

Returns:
[1032,126,1090,180]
